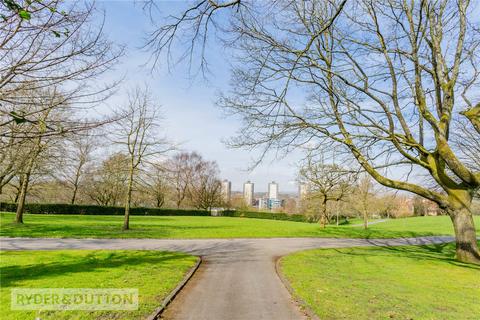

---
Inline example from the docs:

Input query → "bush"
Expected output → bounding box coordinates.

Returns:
[0,202,319,223]
[0,202,210,216]
[222,210,317,223]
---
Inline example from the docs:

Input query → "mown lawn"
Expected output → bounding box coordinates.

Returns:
[1,212,479,239]
[0,250,198,320]
[280,242,480,320]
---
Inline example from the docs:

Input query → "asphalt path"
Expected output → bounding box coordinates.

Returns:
[0,236,454,320]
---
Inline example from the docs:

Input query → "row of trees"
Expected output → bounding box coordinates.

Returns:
[0,1,224,230]
[0,1,124,223]
[298,152,406,229]
[0,132,225,227]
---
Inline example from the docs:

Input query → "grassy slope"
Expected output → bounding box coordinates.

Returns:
[0,250,198,320]
[1,212,479,239]
[280,242,480,320]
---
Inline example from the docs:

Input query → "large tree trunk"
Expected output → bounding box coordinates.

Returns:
[449,207,480,264]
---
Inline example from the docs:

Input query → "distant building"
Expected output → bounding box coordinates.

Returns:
[221,180,231,203]
[256,197,284,210]
[268,181,279,200]
[268,198,283,210]
[243,181,254,206]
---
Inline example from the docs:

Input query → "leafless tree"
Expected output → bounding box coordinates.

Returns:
[113,87,171,230]
[0,131,28,193]
[149,0,480,264]
[299,153,356,227]
[0,1,124,139]
[13,89,67,223]
[84,152,129,206]
[350,175,376,230]
[54,133,97,204]
[142,162,171,208]
[188,158,222,210]
[165,152,200,209]
[164,151,222,209]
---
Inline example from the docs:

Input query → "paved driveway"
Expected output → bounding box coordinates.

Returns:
[0,236,454,320]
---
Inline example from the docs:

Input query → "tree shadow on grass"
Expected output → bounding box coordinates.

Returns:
[314,226,434,240]
[0,251,190,287]
[329,241,480,270]
[0,222,231,239]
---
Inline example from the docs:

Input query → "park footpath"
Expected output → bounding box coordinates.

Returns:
[0,236,454,320]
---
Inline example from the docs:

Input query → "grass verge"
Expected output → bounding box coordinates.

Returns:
[0,250,198,320]
[280,242,480,320]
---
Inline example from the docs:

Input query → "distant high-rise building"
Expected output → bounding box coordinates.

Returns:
[221,180,231,203]
[268,181,279,199]
[243,181,254,206]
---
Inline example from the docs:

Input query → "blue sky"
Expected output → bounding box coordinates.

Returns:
[97,1,303,193]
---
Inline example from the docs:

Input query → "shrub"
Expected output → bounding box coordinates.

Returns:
[0,202,210,216]
[222,210,317,223]
[0,202,320,223]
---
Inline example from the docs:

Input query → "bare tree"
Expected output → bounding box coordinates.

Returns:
[164,151,221,209]
[84,152,129,206]
[13,89,66,223]
[188,158,222,210]
[0,1,123,139]
[142,162,170,208]
[54,133,96,204]
[350,175,376,230]
[114,87,171,230]
[150,0,480,264]
[0,132,28,194]
[165,152,200,209]
[299,153,355,227]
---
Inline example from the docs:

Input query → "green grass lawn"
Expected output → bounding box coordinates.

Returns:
[0,213,480,238]
[0,250,198,320]
[1,212,479,239]
[280,242,480,320]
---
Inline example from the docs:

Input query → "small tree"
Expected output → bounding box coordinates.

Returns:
[299,153,355,228]
[84,153,129,206]
[165,152,201,209]
[54,134,96,204]
[114,88,171,230]
[188,159,223,210]
[350,175,376,230]
[143,162,171,208]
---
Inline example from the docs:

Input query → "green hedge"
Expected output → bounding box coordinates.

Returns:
[0,202,319,223]
[222,210,317,223]
[0,202,210,216]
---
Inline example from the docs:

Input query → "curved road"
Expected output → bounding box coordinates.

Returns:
[0,236,454,320]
